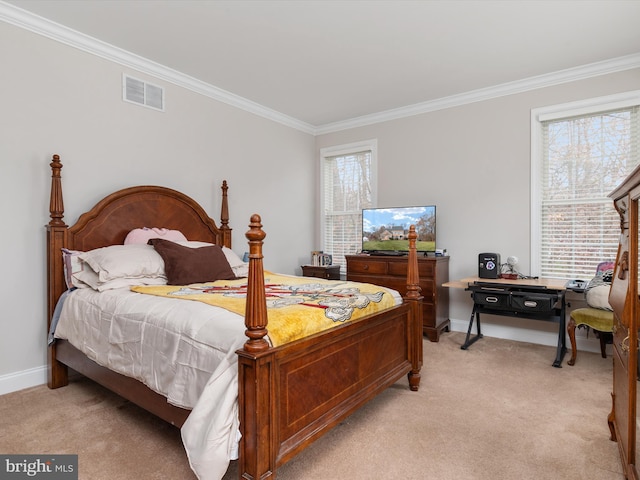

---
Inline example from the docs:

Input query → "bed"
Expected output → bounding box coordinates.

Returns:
[45,154,424,479]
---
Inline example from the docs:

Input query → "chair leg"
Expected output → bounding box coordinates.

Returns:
[598,331,607,359]
[567,317,577,366]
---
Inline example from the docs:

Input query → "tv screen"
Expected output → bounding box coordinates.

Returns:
[362,205,436,254]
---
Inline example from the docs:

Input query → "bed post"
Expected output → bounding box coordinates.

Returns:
[406,225,423,391]
[46,154,69,389]
[237,214,277,479]
[219,180,232,248]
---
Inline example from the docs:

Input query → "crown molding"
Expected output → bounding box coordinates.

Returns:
[2,1,639,137]
[314,53,640,135]
[0,2,316,135]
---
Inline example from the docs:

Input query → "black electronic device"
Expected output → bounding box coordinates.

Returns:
[362,205,436,254]
[478,252,501,279]
[565,279,587,292]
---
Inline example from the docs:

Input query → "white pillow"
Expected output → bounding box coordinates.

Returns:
[62,248,84,289]
[223,247,246,268]
[76,244,166,285]
[73,268,167,291]
[586,284,613,311]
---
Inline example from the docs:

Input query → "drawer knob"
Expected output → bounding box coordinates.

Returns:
[363,265,369,270]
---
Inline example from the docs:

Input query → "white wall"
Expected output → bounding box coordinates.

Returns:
[0,22,315,392]
[315,68,640,352]
[2,17,638,395]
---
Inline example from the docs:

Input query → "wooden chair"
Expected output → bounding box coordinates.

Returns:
[567,261,615,366]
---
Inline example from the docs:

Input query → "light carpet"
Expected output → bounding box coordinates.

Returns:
[0,332,623,479]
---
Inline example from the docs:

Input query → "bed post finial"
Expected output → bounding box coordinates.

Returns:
[243,214,269,353]
[405,224,423,391]
[406,225,421,300]
[220,180,231,247]
[46,154,69,389]
[49,154,65,226]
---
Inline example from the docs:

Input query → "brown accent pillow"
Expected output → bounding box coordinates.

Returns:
[148,238,236,285]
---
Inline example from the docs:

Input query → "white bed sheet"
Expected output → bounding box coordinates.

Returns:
[55,287,247,480]
[54,279,404,480]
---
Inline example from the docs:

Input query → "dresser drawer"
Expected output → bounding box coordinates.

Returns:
[362,276,435,301]
[347,259,388,275]
[388,261,435,278]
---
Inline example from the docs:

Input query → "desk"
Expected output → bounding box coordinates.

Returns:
[444,277,568,367]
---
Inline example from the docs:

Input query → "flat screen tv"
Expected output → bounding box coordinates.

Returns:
[362,205,436,255]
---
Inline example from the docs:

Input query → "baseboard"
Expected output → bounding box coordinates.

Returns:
[450,318,607,355]
[0,365,47,396]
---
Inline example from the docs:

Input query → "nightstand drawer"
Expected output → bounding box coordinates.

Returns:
[301,265,341,280]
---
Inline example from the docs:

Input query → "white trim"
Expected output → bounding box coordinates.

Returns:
[0,2,316,135]
[316,55,640,135]
[530,110,544,277]
[2,2,640,135]
[319,139,378,160]
[449,318,606,356]
[0,365,47,396]
[535,90,640,122]
[319,139,378,257]
[319,140,378,209]
[530,90,640,276]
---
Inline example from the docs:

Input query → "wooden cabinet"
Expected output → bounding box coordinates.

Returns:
[608,165,640,480]
[345,254,450,341]
[301,264,341,280]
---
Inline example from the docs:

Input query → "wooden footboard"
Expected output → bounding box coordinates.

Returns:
[237,216,423,479]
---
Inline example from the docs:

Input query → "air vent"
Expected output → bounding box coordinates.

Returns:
[123,74,164,111]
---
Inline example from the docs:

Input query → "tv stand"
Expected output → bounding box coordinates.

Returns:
[345,254,450,341]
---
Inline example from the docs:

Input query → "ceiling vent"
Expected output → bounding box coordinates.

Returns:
[123,74,164,111]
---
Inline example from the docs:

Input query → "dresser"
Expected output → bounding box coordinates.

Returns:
[345,254,450,341]
[608,164,640,479]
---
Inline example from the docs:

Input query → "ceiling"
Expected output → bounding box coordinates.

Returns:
[4,0,640,130]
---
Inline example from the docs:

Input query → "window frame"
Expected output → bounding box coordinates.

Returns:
[530,90,640,278]
[319,139,378,272]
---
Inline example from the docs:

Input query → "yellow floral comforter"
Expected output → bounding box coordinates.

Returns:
[131,273,398,347]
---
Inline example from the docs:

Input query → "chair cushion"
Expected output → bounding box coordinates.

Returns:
[570,307,615,332]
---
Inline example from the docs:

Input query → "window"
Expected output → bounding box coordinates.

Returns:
[531,92,640,279]
[320,140,377,272]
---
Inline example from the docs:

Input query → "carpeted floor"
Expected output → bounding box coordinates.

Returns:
[0,332,624,479]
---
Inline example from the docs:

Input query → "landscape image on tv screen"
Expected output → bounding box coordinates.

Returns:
[362,205,436,253]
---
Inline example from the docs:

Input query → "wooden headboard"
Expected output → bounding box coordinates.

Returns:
[68,185,230,252]
[46,154,232,355]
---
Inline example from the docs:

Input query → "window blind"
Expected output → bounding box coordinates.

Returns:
[540,106,639,279]
[322,150,373,271]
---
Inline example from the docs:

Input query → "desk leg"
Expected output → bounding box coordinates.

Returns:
[552,295,567,368]
[461,305,483,350]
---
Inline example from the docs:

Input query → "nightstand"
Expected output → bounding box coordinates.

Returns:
[301,264,341,280]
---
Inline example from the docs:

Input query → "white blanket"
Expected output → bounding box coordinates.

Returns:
[55,281,403,479]
[55,287,247,479]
